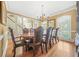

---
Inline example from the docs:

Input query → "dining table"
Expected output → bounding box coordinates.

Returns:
[16,32,36,45]
[15,32,36,52]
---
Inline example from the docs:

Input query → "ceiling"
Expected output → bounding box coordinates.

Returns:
[5,1,76,19]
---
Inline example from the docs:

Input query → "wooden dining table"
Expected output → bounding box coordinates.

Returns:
[15,32,36,52]
[15,32,36,44]
[16,32,35,40]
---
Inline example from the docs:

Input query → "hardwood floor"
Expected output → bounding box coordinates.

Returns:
[21,40,76,57]
[45,41,76,57]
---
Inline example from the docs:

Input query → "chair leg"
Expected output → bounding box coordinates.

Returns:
[78,52,79,57]
[26,43,29,51]
[55,37,57,43]
[45,43,48,53]
[49,40,51,48]
[52,39,54,44]
[41,44,43,53]
[76,46,78,52]
[57,37,59,42]
[33,47,35,57]
[13,48,16,57]
[52,38,54,44]
[25,45,28,51]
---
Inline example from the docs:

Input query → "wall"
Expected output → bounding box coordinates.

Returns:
[0,24,4,56]
[0,1,7,57]
[0,23,9,57]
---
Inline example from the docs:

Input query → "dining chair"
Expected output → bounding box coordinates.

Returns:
[23,28,32,51]
[30,28,34,33]
[25,28,34,51]
[49,27,54,48]
[8,27,26,57]
[23,28,28,34]
[52,28,59,43]
[42,27,52,53]
[27,26,43,56]
[51,28,54,44]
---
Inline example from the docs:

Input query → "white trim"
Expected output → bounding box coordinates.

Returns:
[2,40,8,57]
[2,27,9,57]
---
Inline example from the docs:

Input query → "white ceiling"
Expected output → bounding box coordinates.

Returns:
[5,1,76,19]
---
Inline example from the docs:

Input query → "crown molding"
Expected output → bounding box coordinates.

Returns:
[49,5,77,17]
[7,11,36,20]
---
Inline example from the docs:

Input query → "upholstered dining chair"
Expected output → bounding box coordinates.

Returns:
[23,28,28,34]
[25,28,34,51]
[48,27,53,48]
[25,27,43,56]
[51,28,54,43]
[42,27,53,53]
[8,27,26,57]
[52,28,59,43]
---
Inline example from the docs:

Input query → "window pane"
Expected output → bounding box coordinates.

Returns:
[48,20,54,27]
[17,15,23,27]
[23,17,32,28]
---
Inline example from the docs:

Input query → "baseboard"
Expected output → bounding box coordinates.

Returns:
[60,39,75,44]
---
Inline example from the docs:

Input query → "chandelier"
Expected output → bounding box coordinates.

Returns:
[40,5,46,21]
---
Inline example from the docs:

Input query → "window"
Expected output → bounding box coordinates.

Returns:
[56,15,71,40]
[33,20,40,28]
[41,21,47,34]
[23,17,32,29]
[48,20,54,28]
[17,15,23,27]
[7,13,23,36]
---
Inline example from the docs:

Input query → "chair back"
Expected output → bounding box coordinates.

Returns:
[35,26,44,43]
[8,27,16,44]
[51,28,54,37]
[46,27,52,42]
[30,28,35,33]
[55,28,59,37]
[23,28,28,34]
